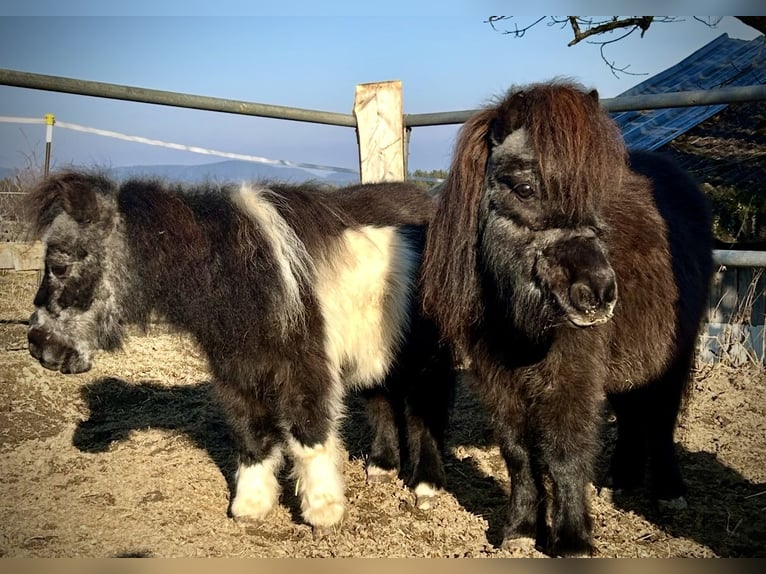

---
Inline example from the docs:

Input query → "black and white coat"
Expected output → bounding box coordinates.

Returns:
[27,172,453,533]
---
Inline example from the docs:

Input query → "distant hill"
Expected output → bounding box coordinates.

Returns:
[108,160,360,186]
[0,160,360,187]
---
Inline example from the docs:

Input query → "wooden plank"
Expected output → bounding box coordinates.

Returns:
[353,80,405,183]
[0,241,44,271]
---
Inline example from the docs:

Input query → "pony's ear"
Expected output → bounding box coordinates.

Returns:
[489,90,525,147]
[588,89,599,102]
[488,117,505,146]
[27,171,111,233]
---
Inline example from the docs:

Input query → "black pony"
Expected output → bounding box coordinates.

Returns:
[420,81,713,556]
[26,172,454,535]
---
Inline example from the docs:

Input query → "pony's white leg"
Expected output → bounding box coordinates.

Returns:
[287,432,346,531]
[230,447,284,520]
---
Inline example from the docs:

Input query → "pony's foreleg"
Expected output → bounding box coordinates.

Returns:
[231,446,284,520]
[287,430,346,535]
[535,385,602,557]
[215,385,285,522]
[497,420,539,549]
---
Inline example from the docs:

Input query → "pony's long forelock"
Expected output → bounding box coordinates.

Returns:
[503,82,627,219]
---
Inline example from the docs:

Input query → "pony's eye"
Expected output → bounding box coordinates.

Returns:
[513,183,535,199]
[49,263,70,279]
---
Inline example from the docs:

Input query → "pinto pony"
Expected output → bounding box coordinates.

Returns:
[26,172,454,535]
[420,81,713,556]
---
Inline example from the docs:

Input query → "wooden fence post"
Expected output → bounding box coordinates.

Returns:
[353,80,405,183]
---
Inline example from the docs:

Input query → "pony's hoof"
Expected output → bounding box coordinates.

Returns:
[416,495,435,511]
[413,482,440,510]
[658,496,688,511]
[312,524,340,540]
[366,465,398,484]
[543,540,595,558]
[501,536,536,554]
[231,514,265,528]
[229,501,274,524]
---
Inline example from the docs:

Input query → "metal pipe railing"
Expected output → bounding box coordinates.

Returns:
[5,68,766,129]
[0,68,357,127]
[403,85,766,127]
[713,250,766,268]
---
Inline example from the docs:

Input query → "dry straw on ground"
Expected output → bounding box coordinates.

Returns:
[0,271,764,558]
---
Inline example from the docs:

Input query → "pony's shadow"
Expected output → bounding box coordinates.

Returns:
[73,376,765,556]
[443,380,766,556]
[72,377,304,526]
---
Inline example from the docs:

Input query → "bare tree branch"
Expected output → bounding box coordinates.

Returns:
[486,16,546,38]
[485,16,685,78]
[566,16,654,46]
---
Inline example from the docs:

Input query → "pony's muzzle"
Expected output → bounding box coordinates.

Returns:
[540,233,618,328]
[568,268,617,327]
[28,323,92,374]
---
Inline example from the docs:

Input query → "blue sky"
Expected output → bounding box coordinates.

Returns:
[0,2,762,175]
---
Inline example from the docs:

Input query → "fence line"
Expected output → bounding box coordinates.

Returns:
[3,67,766,266]
[5,68,766,129]
[405,85,766,126]
[0,115,360,176]
[0,68,357,127]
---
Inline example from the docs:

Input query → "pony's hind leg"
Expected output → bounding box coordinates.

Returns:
[607,389,649,492]
[647,350,694,508]
[403,353,453,510]
[362,386,402,484]
[397,322,454,509]
[608,350,690,509]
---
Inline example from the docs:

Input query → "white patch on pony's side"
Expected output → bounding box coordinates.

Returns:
[315,225,418,390]
[232,184,313,333]
[288,433,347,528]
[230,448,284,520]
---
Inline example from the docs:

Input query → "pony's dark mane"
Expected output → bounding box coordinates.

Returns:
[26,170,117,235]
[420,108,496,353]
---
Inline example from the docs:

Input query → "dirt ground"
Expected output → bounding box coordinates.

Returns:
[0,270,764,558]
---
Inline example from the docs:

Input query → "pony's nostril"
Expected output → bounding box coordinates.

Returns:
[570,282,596,312]
[570,274,617,315]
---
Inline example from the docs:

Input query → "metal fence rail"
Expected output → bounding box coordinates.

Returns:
[5,68,766,129]
[0,68,357,127]
[404,84,766,126]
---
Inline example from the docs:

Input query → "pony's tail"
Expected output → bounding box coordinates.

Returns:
[420,108,496,354]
